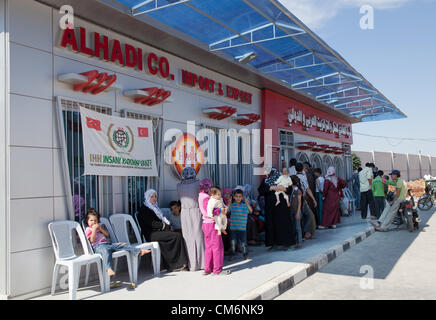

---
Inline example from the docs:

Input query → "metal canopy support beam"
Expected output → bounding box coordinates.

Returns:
[294,79,362,90]
[209,22,305,51]
[260,52,339,73]
[334,96,387,108]
[292,72,363,89]
[316,86,377,99]
[132,0,190,16]
[318,93,374,103]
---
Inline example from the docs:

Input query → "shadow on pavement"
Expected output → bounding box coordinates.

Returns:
[317,209,434,280]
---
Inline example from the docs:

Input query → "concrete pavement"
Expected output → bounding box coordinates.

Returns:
[32,213,376,300]
[276,209,436,300]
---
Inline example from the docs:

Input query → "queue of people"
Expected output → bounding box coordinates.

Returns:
[351,162,409,232]
[82,160,380,282]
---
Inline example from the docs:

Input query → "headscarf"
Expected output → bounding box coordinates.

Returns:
[180,167,198,184]
[244,184,252,200]
[143,189,170,225]
[264,167,280,187]
[325,166,338,188]
[199,178,213,194]
[222,188,232,206]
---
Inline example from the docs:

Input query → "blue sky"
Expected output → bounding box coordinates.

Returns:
[280,0,436,156]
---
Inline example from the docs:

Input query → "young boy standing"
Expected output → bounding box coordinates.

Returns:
[228,189,253,261]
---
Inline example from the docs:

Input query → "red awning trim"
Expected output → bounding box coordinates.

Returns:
[233,113,261,126]
[296,141,317,150]
[124,87,173,106]
[58,70,120,94]
[203,106,237,120]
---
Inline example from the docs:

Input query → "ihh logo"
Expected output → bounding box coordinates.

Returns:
[360,5,374,30]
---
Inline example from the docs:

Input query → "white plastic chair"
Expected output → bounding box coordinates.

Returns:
[81,217,135,291]
[109,213,160,283]
[48,220,105,300]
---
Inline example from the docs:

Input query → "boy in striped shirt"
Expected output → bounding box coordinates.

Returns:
[228,189,253,261]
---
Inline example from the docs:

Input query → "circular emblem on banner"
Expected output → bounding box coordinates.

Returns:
[107,124,134,153]
[113,128,130,148]
[171,133,204,177]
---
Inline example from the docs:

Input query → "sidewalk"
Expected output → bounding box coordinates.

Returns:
[33,213,374,300]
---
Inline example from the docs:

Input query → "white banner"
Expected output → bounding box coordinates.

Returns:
[80,107,158,177]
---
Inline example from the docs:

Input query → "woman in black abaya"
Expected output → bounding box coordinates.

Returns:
[269,184,296,250]
[259,167,289,250]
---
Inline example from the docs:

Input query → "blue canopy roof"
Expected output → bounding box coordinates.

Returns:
[109,0,406,122]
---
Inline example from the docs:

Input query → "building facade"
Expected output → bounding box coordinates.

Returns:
[0,0,265,298]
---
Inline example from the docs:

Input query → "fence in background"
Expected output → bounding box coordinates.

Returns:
[353,150,436,181]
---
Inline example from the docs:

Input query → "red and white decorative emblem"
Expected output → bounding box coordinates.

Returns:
[171,133,204,176]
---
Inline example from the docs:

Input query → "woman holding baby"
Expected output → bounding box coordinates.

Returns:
[198,178,231,276]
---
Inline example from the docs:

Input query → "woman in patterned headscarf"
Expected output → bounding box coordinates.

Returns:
[137,189,188,272]
[176,167,205,271]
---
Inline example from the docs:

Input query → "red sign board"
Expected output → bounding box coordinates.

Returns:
[261,89,353,145]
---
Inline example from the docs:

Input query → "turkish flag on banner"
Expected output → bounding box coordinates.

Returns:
[86,117,102,131]
[138,127,148,137]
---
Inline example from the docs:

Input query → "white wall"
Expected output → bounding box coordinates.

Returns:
[0,0,9,298]
[354,150,432,181]
[6,0,262,298]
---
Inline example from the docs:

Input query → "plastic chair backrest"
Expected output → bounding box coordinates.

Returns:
[99,217,118,243]
[48,220,91,261]
[109,214,143,246]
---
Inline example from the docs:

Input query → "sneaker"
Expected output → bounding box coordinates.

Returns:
[129,282,137,289]
[212,270,231,276]
[203,272,212,276]
[243,255,250,260]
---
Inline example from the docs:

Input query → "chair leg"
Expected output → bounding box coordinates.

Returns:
[51,264,60,296]
[151,242,161,275]
[126,254,135,284]
[113,257,118,274]
[95,260,105,293]
[84,264,90,286]
[132,254,139,284]
[68,265,80,300]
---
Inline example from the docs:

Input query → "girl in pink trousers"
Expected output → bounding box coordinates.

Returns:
[198,178,231,276]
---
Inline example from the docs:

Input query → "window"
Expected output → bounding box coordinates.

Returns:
[124,110,162,214]
[323,155,333,174]
[202,125,252,189]
[334,157,344,179]
[58,98,112,222]
[297,152,309,164]
[279,130,294,146]
[311,153,323,171]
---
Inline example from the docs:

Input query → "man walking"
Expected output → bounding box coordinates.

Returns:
[370,170,407,232]
[359,163,377,219]
[296,162,317,239]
